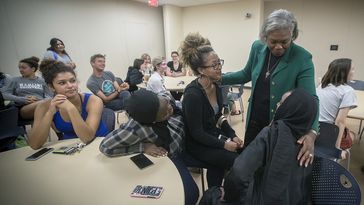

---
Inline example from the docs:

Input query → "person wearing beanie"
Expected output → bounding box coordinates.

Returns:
[146,56,171,96]
[99,89,199,205]
[2,56,52,119]
[43,38,76,69]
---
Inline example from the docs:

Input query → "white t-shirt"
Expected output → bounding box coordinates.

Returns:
[146,72,167,95]
[317,83,357,123]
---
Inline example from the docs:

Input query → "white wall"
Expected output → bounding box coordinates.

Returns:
[0,0,165,91]
[182,0,264,73]
[264,0,364,82]
[163,5,182,61]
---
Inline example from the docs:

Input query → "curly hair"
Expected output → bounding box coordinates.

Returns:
[39,59,76,85]
[20,56,40,71]
[179,32,213,75]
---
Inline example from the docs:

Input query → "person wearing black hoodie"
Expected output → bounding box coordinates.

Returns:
[220,88,318,205]
[125,58,145,92]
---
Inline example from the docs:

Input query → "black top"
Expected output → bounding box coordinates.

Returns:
[167,61,183,73]
[223,89,317,204]
[125,66,143,92]
[182,79,236,149]
[250,51,281,125]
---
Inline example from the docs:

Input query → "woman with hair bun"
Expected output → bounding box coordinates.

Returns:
[44,38,76,69]
[2,56,52,119]
[180,33,242,187]
[28,60,109,150]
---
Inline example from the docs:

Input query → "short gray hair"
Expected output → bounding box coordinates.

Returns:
[260,9,298,41]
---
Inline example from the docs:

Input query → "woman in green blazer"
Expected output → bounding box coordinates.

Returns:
[222,9,319,167]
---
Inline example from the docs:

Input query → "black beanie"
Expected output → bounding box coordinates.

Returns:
[125,89,160,124]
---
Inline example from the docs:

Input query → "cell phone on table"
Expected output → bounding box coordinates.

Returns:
[130,185,164,199]
[130,153,154,169]
[25,147,54,161]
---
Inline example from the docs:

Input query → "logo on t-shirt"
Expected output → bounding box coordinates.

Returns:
[102,80,115,95]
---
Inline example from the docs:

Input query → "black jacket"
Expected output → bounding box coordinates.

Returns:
[125,66,143,92]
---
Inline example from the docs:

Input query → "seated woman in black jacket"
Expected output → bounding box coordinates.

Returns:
[180,33,243,187]
[125,58,145,92]
[220,88,318,205]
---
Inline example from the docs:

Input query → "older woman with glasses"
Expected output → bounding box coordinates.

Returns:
[180,33,243,187]
[222,9,318,167]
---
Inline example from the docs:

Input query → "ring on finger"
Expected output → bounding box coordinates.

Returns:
[308,153,313,157]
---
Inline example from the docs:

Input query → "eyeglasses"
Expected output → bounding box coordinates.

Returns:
[200,59,224,70]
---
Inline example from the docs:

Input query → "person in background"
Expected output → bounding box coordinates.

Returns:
[99,89,199,205]
[43,38,76,69]
[167,51,186,77]
[141,53,153,75]
[220,89,317,205]
[2,56,52,119]
[125,58,145,93]
[166,51,186,100]
[222,9,318,167]
[0,72,11,90]
[28,60,109,150]
[147,57,171,97]
[180,32,243,187]
[316,58,357,154]
[87,54,130,111]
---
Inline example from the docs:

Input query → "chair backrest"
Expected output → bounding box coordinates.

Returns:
[315,122,342,159]
[0,107,24,140]
[348,80,364,91]
[101,108,116,133]
[312,157,361,204]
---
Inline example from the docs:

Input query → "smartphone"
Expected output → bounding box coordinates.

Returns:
[25,147,54,161]
[130,185,164,199]
[130,153,154,169]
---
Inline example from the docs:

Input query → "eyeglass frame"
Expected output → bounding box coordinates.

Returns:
[200,59,224,70]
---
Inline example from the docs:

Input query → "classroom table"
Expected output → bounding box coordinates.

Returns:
[0,138,184,205]
[348,90,364,138]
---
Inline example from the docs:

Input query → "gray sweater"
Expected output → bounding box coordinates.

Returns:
[2,76,52,105]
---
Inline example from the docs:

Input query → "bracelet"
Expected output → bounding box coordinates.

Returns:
[310,129,318,136]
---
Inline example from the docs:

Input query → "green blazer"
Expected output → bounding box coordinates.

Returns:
[222,40,319,132]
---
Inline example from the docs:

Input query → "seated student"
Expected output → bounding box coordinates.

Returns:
[180,33,243,187]
[99,89,199,205]
[316,58,357,152]
[147,57,172,96]
[43,38,76,69]
[167,51,186,77]
[87,54,131,111]
[28,60,109,150]
[125,58,145,92]
[2,56,52,119]
[219,89,317,205]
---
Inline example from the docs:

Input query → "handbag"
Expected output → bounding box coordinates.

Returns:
[340,127,354,150]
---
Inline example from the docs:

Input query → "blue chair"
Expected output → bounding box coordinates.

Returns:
[101,107,116,133]
[312,157,361,205]
[315,122,350,170]
[0,107,25,152]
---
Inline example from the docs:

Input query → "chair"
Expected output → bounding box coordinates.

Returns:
[315,122,350,170]
[0,107,25,152]
[312,157,361,205]
[101,107,116,133]
[347,80,364,140]
[221,84,245,122]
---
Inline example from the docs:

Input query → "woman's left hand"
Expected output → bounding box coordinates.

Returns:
[297,131,316,167]
[232,136,244,148]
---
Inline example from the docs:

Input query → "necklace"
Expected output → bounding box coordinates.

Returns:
[265,52,280,79]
